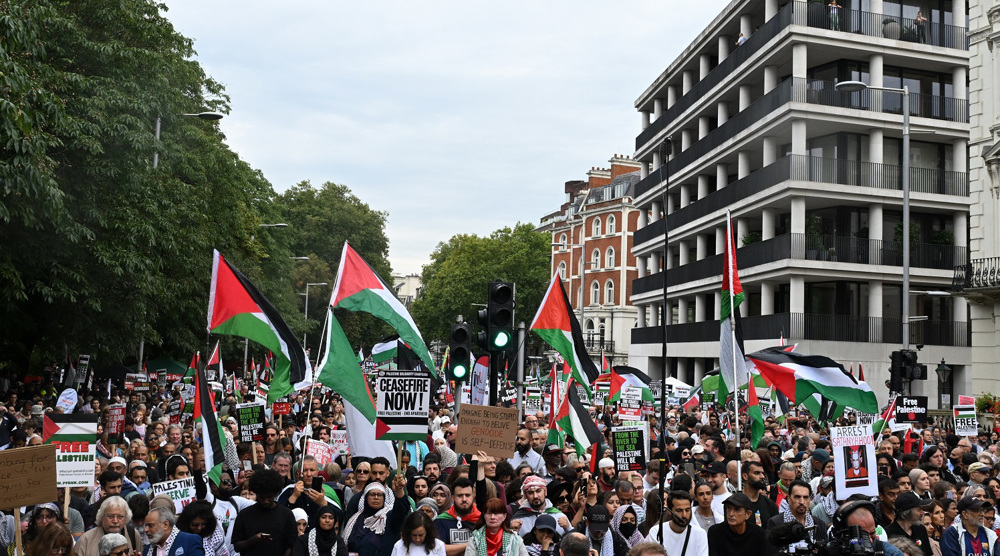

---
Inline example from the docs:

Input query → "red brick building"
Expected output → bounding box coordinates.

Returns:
[537,155,642,365]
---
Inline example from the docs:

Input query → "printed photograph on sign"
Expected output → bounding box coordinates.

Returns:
[830,425,877,497]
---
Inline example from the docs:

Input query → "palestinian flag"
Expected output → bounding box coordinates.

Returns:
[555,379,602,455]
[206,342,223,381]
[316,309,377,423]
[185,353,198,379]
[682,385,702,411]
[747,347,878,413]
[747,380,765,449]
[720,213,748,402]
[872,396,900,435]
[531,274,599,395]
[608,366,654,403]
[601,352,611,374]
[858,364,865,382]
[194,354,228,484]
[330,242,435,374]
[371,336,398,366]
[546,365,563,447]
[208,250,308,403]
[802,394,845,423]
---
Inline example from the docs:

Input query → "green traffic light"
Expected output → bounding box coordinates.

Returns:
[493,331,511,348]
[453,364,468,378]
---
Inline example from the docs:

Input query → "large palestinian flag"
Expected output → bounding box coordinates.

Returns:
[330,242,435,375]
[531,274,599,395]
[747,346,879,413]
[208,250,308,402]
[194,357,228,484]
[555,380,602,455]
[720,213,748,401]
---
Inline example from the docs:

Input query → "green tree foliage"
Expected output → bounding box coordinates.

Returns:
[0,0,293,368]
[413,223,550,343]
[274,181,393,351]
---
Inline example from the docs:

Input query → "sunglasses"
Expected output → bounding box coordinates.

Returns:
[554,495,570,503]
[358,470,370,474]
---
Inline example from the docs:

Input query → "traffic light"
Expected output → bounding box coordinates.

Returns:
[448,323,471,382]
[485,281,515,351]
[889,350,905,393]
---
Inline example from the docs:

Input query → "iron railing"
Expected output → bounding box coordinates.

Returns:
[954,257,1000,291]
[798,2,969,50]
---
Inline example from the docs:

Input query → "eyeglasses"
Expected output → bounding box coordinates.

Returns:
[368,492,385,498]
[220,479,233,485]
[110,549,129,556]
[50,548,69,555]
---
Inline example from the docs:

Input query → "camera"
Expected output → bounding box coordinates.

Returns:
[820,525,881,556]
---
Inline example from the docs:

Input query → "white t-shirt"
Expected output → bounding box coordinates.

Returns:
[390,538,447,556]
[645,523,709,556]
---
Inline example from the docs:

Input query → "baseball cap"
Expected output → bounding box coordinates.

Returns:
[723,493,753,509]
[895,492,934,513]
[811,449,832,465]
[544,443,563,456]
[585,505,611,533]
[536,514,558,533]
[968,462,990,475]
[440,416,451,424]
[703,461,727,475]
[691,445,705,455]
[957,496,991,513]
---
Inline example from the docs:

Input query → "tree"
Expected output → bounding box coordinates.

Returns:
[412,223,550,344]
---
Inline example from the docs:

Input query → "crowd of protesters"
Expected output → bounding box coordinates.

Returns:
[1,376,1000,556]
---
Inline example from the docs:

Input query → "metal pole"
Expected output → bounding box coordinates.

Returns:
[153,116,161,169]
[516,322,526,415]
[658,137,672,543]
[902,86,911,357]
[304,284,311,350]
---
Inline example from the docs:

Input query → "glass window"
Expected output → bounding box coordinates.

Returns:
[558,262,566,280]
[605,280,615,305]
[591,281,600,306]
[606,248,616,268]
[592,218,602,236]
[607,215,617,234]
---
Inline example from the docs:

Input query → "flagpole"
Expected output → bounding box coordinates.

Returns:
[726,210,743,490]
[657,136,672,543]
[876,395,898,438]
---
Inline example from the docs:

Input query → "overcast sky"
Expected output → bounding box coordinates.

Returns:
[163,1,729,275]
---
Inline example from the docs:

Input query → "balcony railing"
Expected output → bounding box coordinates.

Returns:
[632,233,965,297]
[954,257,1000,291]
[583,337,615,353]
[633,154,968,247]
[631,312,968,346]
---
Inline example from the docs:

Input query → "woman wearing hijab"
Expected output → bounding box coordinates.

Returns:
[464,498,527,556]
[343,474,410,556]
[610,505,644,548]
[429,484,452,514]
[294,506,347,556]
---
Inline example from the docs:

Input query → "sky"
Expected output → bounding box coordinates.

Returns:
[163,1,730,275]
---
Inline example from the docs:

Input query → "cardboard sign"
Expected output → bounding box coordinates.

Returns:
[954,405,979,436]
[272,402,291,416]
[0,445,58,510]
[55,389,78,413]
[375,370,431,440]
[305,439,335,466]
[456,405,520,459]
[958,395,976,406]
[896,396,928,425]
[152,477,197,513]
[107,404,127,444]
[612,425,647,472]
[44,414,98,488]
[830,425,877,498]
[330,430,350,456]
[618,387,642,420]
[235,402,266,443]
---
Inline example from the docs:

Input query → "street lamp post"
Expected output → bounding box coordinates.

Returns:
[302,282,328,349]
[153,112,224,169]
[836,81,911,350]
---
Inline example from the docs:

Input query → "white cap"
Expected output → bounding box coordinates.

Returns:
[599,458,615,469]
[109,457,127,467]
[292,508,309,523]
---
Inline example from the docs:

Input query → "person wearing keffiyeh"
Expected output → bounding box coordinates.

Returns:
[343,475,410,556]
[764,479,828,554]
[610,505,644,548]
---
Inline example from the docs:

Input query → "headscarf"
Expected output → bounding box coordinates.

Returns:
[521,475,547,495]
[437,445,458,470]
[416,498,439,516]
[308,506,341,555]
[430,483,453,513]
[342,482,394,541]
[611,505,643,547]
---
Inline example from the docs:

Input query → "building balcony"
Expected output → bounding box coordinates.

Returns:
[583,337,615,354]
[633,154,969,247]
[636,1,968,153]
[632,233,966,296]
[953,257,1000,292]
[631,312,969,346]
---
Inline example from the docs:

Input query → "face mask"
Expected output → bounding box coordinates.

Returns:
[619,522,637,538]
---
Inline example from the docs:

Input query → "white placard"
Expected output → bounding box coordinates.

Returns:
[830,425,877,498]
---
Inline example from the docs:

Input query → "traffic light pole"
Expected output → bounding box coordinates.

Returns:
[516,322,525,415]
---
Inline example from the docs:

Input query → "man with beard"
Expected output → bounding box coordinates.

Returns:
[702,461,732,516]
[742,461,778,528]
[941,497,999,556]
[197,468,254,556]
[597,458,617,492]
[262,424,280,465]
[645,490,709,556]
[886,492,934,556]
[707,493,767,556]
[765,481,827,555]
[232,469,298,556]
[511,475,571,538]
[75,497,142,556]
[143,506,205,556]
[423,458,442,487]
[434,477,480,547]
[704,435,726,464]
[510,428,545,475]
[579,505,629,555]
[541,443,564,483]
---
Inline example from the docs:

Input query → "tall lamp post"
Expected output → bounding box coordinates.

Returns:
[302,282,328,350]
[836,81,911,350]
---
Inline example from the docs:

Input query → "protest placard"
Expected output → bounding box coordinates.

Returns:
[896,396,928,425]
[124,372,151,392]
[456,405,520,459]
[107,404,126,444]
[375,370,431,440]
[43,414,98,488]
[0,445,57,511]
[330,430,350,456]
[501,386,517,406]
[152,477,197,513]
[612,425,647,472]
[235,402,266,443]
[954,405,979,436]
[55,389,78,413]
[618,387,642,420]
[958,395,976,405]
[830,425,877,498]
[524,387,542,414]
[272,402,291,416]
[305,439,335,466]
